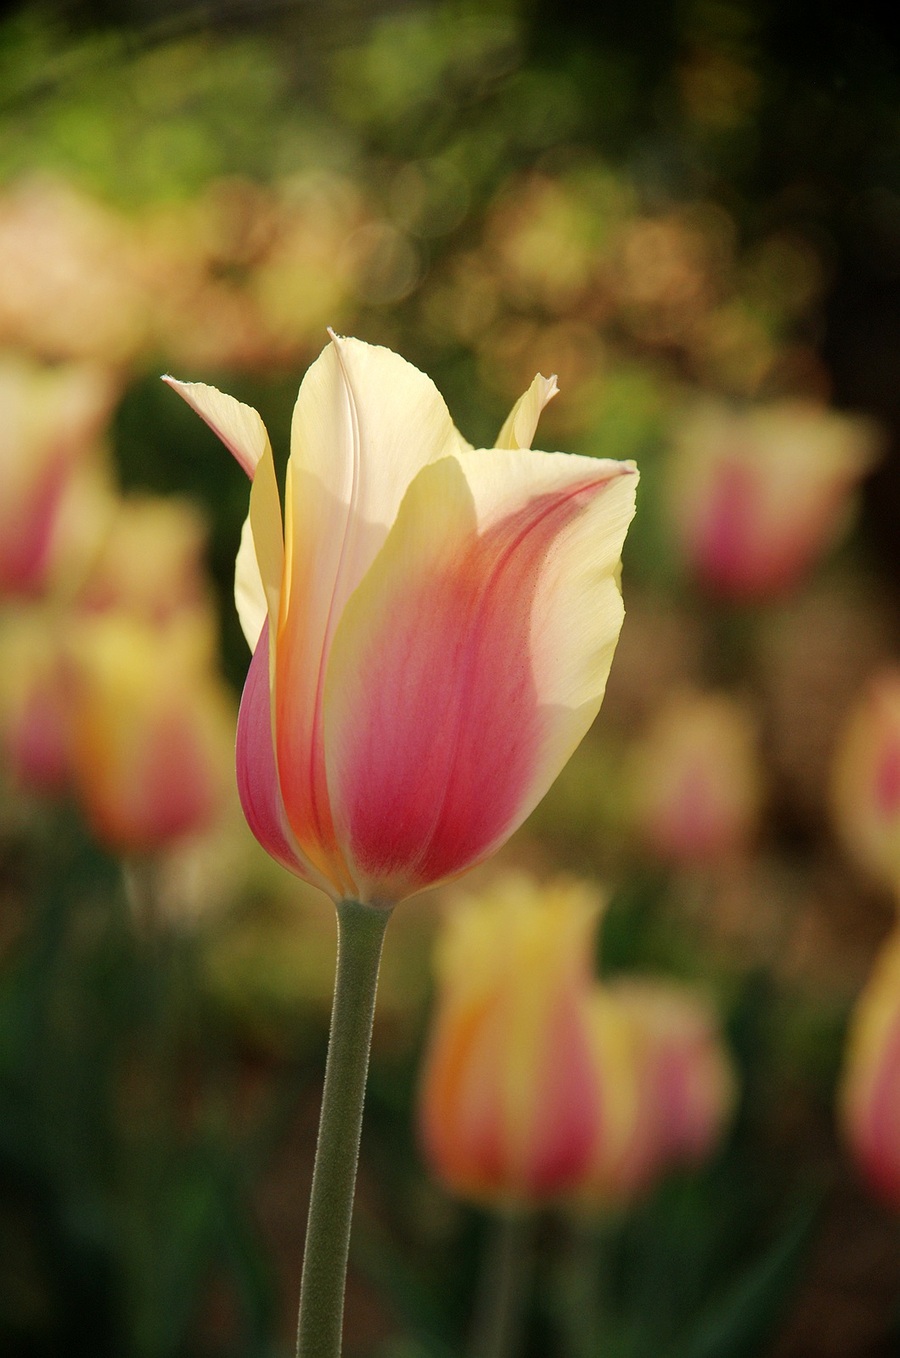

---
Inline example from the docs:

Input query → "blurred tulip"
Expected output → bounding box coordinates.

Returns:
[0,607,70,794]
[584,980,735,1202]
[628,690,763,866]
[0,354,118,598]
[840,929,900,1207]
[167,334,637,906]
[77,494,213,625]
[0,176,147,363]
[667,399,881,601]
[418,874,603,1206]
[65,614,234,855]
[832,671,900,896]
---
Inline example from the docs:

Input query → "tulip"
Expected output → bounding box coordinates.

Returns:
[583,980,736,1202]
[831,671,900,896]
[628,689,763,866]
[666,398,880,602]
[418,873,604,1206]
[0,175,147,363]
[167,336,637,1358]
[0,355,117,598]
[166,333,637,906]
[0,607,70,795]
[840,929,900,1207]
[65,614,234,855]
[77,494,213,625]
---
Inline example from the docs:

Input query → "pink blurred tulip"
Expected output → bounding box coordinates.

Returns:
[832,671,900,896]
[0,355,117,599]
[0,608,71,794]
[166,334,637,906]
[628,690,763,865]
[584,980,736,1202]
[418,874,604,1206]
[77,495,213,625]
[667,398,880,602]
[840,929,900,1207]
[0,176,147,363]
[65,615,234,855]
[417,873,735,1210]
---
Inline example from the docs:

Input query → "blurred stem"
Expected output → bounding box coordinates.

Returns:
[295,896,391,1358]
[470,1210,534,1358]
[123,854,166,941]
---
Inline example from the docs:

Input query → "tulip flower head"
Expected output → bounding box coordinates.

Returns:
[667,398,880,602]
[0,607,70,794]
[166,335,638,906]
[840,929,900,1207]
[77,495,212,625]
[832,671,900,898]
[417,873,736,1210]
[0,355,117,599]
[584,980,736,1202]
[65,614,234,855]
[628,690,763,866]
[419,873,604,1206]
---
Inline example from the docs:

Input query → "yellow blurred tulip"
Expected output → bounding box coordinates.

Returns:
[65,614,234,855]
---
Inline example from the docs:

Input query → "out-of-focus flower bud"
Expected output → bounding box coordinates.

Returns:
[832,671,900,896]
[65,614,234,855]
[0,355,118,599]
[667,399,881,602]
[840,929,900,1207]
[77,495,213,625]
[628,690,763,866]
[0,607,70,794]
[583,980,736,1203]
[0,175,147,363]
[418,873,603,1207]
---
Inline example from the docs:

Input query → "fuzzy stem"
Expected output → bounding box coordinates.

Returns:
[295,897,391,1358]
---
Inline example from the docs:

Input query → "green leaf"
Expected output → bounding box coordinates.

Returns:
[673,1193,820,1358]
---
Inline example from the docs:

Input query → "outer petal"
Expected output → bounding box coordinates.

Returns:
[494,373,559,450]
[235,620,332,892]
[324,448,638,904]
[234,513,267,650]
[164,377,283,652]
[274,335,466,890]
[162,378,271,480]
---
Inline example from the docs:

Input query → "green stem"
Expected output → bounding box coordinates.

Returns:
[469,1211,534,1358]
[296,897,392,1358]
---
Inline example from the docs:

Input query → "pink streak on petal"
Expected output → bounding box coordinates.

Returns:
[236,620,323,884]
[338,478,605,898]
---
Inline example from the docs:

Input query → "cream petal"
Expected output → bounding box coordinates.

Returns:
[273,335,466,879]
[162,378,271,480]
[494,374,559,450]
[234,513,266,651]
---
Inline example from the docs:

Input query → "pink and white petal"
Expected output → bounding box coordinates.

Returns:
[273,335,466,884]
[162,378,271,480]
[323,451,638,904]
[494,374,559,450]
[236,621,334,894]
